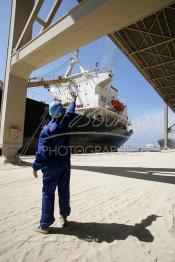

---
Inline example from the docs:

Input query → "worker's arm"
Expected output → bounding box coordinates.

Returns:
[61,93,77,127]
[32,128,50,173]
[66,92,77,114]
[65,100,76,114]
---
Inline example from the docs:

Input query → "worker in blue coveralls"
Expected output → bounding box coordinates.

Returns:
[32,93,77,234]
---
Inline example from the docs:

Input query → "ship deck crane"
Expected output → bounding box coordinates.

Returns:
[26,77,71,88]
[26,53,79,88]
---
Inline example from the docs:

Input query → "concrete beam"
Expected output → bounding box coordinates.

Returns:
[36,16,46,27]
[15,0,44,51]
[39,0,62,33]
[11,0,173,77]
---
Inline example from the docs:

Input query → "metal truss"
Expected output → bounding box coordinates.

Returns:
[143,59,175,70]
[152,74,175,81]
[129,38,175,56]
[108,2,175,112]
[126,27,172,40]
[159,85,175,89]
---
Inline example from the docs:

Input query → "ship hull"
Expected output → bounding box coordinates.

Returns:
[23,112,133,154]
[158,138,175,149]
[158,129,175,149]
[68,113,132,153]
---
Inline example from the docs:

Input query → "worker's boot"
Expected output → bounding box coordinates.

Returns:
[34,226,49,234]
[59,216,68,227]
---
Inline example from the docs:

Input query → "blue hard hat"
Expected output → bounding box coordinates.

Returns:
[49,101,65,118]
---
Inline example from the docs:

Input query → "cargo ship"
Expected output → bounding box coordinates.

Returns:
[158,123,175,149]
[0,52,133,154]
[45,51,133,153]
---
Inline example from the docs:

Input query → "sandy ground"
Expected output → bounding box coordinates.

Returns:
[0,151,175,262]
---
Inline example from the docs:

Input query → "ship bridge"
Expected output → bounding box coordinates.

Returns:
[1,0,175,162]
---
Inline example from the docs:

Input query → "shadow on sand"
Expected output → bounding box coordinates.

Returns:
[19,160,32,167]
[72,165,175,184]
[49,215,160,243]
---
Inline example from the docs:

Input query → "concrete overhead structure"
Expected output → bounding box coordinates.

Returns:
[0,0,174,162]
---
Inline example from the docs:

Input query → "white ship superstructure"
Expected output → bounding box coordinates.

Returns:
[49,51,129,129]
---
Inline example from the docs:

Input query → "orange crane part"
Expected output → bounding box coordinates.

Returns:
[26,77,71,88]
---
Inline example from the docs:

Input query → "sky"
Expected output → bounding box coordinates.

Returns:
[0,0,174,145]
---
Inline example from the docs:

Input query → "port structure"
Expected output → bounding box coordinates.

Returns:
[0,0,174,162]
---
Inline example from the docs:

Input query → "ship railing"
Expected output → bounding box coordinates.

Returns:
[88,66,113,75]
[68,67,112,80]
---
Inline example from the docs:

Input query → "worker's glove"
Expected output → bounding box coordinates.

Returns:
[71,92,78,101]
[33,170,38,178]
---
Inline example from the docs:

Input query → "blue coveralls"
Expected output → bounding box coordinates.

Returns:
[32,101,76,229]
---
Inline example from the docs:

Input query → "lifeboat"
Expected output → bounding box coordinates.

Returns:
[111,99,125,111]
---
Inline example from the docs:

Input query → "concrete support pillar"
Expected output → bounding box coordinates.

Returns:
[0,73,30,163]
[164,102,168,150]
[0,0,34,163]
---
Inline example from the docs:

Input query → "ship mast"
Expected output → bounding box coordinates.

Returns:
[64,50,85,77]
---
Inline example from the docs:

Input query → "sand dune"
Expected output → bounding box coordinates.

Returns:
[0,151,175,262]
